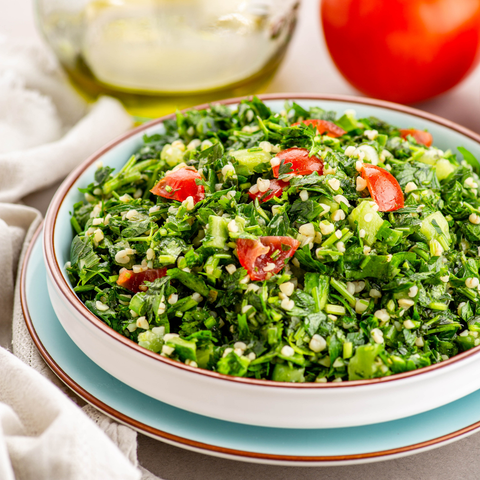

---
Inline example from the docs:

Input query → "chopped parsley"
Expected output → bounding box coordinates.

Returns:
[67,98,480,383]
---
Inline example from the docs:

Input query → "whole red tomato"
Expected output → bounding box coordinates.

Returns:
[321,0,480,104]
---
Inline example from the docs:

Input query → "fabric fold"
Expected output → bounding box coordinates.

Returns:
[0,348,141,480]
[0,35,161,480]
[0,96,133,203]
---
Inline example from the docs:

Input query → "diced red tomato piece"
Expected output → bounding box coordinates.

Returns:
[248,179,290,203]
[272,148,324,178]
[292,119,346,138]
[399,129,433,147]
[151,166,205,204]
[237,236,300,281]
[117,268,167,293]
[361,164,404,212]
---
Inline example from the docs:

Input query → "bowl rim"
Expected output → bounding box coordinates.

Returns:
[43,92,480,389]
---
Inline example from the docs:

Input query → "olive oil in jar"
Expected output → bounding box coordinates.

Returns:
[36,0,299,118]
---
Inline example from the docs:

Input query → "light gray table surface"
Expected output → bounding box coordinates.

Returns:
[5,0,480,478]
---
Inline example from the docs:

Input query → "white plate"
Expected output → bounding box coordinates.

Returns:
[43,94,480,429]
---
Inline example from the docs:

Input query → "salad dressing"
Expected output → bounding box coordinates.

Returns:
[36,0,298,117]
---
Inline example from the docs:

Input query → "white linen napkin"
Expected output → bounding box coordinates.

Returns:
[0,36,133,202]
[0,36,161,480]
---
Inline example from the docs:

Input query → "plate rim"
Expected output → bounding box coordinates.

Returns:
[21,224,480,465]
[42,93,480,390]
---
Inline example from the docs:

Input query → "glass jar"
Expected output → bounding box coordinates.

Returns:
[35,0,299,118]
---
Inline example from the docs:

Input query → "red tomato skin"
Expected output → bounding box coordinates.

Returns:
[237,236,300,281]
[292,119,346,138]
[272,148,324,177]
[117,268,167,293]
[361,164,405,212]
[400,129,433,147]
[321,0,480,104]
[248,179,290,203]
[151,167,205,203]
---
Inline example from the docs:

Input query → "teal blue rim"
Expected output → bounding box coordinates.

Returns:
[21,224,480,463]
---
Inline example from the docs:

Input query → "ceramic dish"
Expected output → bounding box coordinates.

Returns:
[43,94,480,429]
[23,226,480,465]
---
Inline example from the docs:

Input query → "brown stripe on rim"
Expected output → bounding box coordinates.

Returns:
[21,224,480,462]
[43,93,480,389]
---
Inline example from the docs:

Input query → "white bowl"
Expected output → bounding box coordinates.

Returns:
[44,94,480,429]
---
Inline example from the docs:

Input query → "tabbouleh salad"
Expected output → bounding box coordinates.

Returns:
[67,97,480,383]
